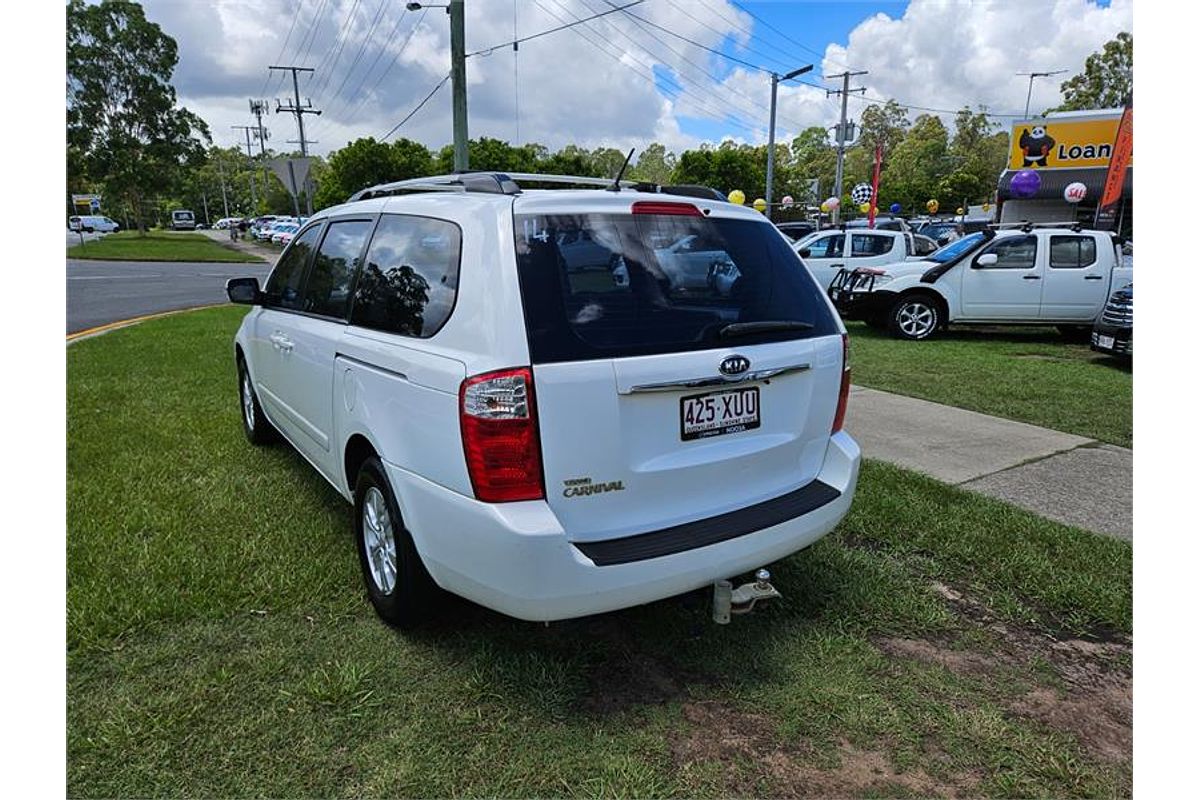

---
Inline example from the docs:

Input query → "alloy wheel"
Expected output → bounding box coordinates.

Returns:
[897,301,937,338]
[362,486,398,595]
[241,372,256,429]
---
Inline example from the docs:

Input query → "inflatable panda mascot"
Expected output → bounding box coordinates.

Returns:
[1018,125,1055,168]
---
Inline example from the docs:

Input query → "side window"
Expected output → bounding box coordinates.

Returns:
[805,234,844,259]
[302,219,374,318]
[350,215,462,338]
[850,233,893,258]
[263,224,322,310]
[1049,235,1098,269]
[979,235,1037,269]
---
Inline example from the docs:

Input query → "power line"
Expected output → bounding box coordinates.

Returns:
[296,0,333,70]
[728,0,856,73]
[309,0,364,99]
[323,0,390,107]
[329,9,427,137]
[686,0,818,73]
[260,0,305,96]
[611,3,766,73]
[379,73,450,141]
[465,0,645,58]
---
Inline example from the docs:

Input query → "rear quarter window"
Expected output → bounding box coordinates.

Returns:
[513,211,839,363]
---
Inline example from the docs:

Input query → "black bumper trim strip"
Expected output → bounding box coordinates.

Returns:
[573,480,842,566]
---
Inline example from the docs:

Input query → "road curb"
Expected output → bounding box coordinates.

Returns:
[66,303,226,344]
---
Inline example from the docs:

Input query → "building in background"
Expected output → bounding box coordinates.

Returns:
[996,108,1132,236]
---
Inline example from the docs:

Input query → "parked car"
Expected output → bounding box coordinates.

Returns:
[255,219,295,241]
[774,221,816,241]
[170,209,197,231]
[225,172,860,629]
[270,223,300,245]
[844,215,910,233]
[1091,283,1131,358]
[913,216,991,245]
[828,226,1131,340]
[793,228,925,290]
[68,214,119,233]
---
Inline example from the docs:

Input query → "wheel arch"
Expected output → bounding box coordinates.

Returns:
[896,286,950,327]
[344,433,381,496]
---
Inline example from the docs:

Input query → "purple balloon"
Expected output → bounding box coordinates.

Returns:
[889,202,901,214]
[1010,169,1041,198]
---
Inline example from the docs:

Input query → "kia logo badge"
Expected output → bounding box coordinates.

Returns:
[720,355,751,376]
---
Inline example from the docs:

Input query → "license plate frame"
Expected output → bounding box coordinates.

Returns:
[1097,334,1115,349]
[679,386,761,441]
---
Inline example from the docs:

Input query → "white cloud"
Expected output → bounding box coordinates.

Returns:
[138,0,1132,160]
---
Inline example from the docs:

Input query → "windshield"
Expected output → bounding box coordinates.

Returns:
[513,212,839,363]
[928,232,986,263]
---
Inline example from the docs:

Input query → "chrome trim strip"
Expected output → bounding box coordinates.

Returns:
[622,363,811,394]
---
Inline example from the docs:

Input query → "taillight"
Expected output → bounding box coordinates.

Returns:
[832,333,851,433]
[459,367,545,503]
[630,201,702,216]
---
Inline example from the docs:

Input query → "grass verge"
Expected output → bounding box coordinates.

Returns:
[67,230,263,262]
[847,321,1132,447]
[68,306,1132,797]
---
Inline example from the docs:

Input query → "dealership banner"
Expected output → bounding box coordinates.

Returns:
[1008,114,1134,171]
[1093,104,1133,231]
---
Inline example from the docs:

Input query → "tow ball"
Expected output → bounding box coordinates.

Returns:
[712,569,782,624]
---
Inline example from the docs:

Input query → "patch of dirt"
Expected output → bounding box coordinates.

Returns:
[579,649,692,714]
[671,701,979,798]
[872,580,1132,765]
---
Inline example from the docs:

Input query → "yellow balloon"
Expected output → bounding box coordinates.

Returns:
[728,189,745,205]
[982,202,991,212]
[752,198,767,213]
[859,203,871,214]
[819,200,830,213]
[956,207,965,215]
[926,199,939,213]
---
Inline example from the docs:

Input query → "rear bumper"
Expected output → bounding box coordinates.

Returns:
[385,432,860,622]
[1091,321,1132,356]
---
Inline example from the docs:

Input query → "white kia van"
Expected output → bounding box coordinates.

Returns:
[227,173,860,628]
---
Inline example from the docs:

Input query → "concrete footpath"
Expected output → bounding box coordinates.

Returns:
[200,228,278,263]
[844,386,1132,541]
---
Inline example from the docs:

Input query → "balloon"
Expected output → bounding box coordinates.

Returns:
[851,182,873,205]
[727,189,745,205]
[956,207,965,215]
[982,202,991,212]
[819,200,830,213]
[859,203,871,213]
[1064,182,1087,203]
[1009,169,1041,199]
[781,195,794,209]
[889,202,902,214]
[752,198,767,213]
[926,199,939,214]
[824,196,840,210]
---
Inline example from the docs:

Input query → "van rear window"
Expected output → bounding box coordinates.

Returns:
[512,212,838,363]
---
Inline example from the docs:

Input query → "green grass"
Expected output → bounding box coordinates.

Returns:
[67,230,264,262]
[847,321,1132,447]
[68,306,1132,798]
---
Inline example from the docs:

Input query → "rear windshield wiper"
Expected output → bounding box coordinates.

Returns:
[718,320,813,338]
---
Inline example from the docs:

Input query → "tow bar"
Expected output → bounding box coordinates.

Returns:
[712,569,782,624]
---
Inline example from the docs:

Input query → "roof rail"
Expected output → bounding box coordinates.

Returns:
[347,171,723,204]
[989,220,1089,229]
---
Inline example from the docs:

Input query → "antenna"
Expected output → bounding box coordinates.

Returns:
[608,148,635,192]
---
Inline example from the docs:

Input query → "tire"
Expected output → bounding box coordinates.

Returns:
[237,356,277,445]
[353,456,437,629]
[887,293,941,340]
[1057,325,1091,342]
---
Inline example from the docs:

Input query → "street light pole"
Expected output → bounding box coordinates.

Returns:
[409,1,468,171]
[765,63,813,221]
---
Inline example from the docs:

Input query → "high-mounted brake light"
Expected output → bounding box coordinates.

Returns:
[832,333,851,434]
[459,367,545,503]
[630,201,702,217]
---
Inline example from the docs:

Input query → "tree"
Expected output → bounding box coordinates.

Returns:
[67,0,210,233]
[1052,32,1132,112]
[313,137,433,209]
[630,143,677,185]
[881,114,949,212]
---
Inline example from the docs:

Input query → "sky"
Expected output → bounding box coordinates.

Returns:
[135,0,1133,158]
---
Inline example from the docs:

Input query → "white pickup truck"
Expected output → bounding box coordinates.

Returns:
[827,226,1131,340]
[794,228,940,290]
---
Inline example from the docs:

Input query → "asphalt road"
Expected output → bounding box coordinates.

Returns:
[67,258,273,334]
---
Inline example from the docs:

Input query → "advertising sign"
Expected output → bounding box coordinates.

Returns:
[1008,115,1134,171]
[1094,104,1133,231]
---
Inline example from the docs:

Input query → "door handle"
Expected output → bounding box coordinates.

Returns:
[1022,275,1041,280]
[1084,275,1103,281]
[830,263,844,269]
[269,333,294,352]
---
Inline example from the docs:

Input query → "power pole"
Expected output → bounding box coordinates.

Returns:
[250,99,272,212]
[215,156,230,219]
[1017,70,1067,118]
[270,65,322,214]
[765,63,813,221]
[825,70,868,223]
[450,0,469,171]
[232,125,259,213]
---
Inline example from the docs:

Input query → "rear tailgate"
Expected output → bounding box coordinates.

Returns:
[512,193,844,543]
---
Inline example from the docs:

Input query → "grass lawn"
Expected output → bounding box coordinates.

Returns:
[847,322,1132,448]
[68,307,1132,798]
[67,230,264,263]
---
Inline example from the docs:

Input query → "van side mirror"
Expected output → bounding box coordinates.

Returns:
[974,253,998,268]
[226,277,262,305]
[797,247,811,259]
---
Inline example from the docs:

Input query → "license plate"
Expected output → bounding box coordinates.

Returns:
[1097,335,1115,349]
[680,387,760,441]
